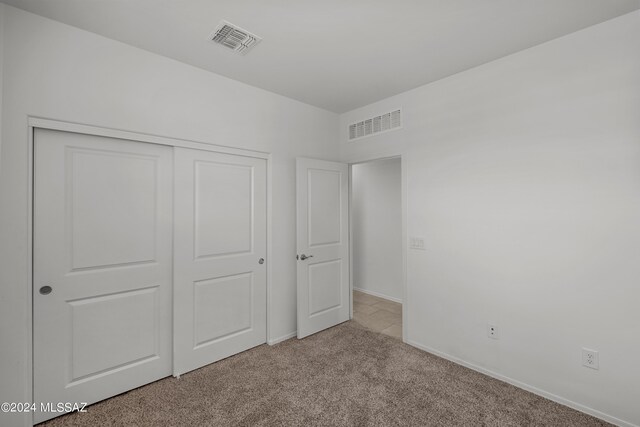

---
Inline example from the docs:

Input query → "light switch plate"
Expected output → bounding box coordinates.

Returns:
[410,237,425,250]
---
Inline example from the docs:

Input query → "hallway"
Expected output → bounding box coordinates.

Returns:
[352,290,402,339]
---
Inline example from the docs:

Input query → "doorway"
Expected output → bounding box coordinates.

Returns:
[350,157,403,339]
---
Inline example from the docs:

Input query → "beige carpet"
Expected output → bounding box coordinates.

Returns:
[40,321,608,426]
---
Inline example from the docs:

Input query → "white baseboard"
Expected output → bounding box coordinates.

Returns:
[406,340,637,427]
[267,331,296,345]
[353,287,402,304]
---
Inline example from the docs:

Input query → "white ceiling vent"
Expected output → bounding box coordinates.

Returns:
[348,109,402,141]
[209,21,262,55]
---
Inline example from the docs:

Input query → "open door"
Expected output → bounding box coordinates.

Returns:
[296,158,350,338]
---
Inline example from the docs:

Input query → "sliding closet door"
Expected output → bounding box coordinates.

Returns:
[173,148,267,376]
[33,129,173,423]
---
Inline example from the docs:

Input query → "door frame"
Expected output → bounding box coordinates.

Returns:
[348,155,407,343]
[25,117,273,426]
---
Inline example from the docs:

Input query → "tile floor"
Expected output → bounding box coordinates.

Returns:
[353,290,402,339]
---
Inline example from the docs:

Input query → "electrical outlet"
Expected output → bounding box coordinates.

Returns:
[582,348,599,370]
[487,323,499,339]
[410,237,425,250]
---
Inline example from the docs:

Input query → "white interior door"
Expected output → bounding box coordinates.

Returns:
[173,148,267,376]
[33,129,173,423]
[296,158,349,338]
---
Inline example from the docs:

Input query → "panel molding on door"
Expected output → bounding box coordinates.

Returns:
[173,148,267,376]
[33,129,173,423]
[296,158,350,339]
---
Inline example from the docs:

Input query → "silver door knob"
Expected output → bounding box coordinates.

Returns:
[39,286,53,295]
[258,258,265,264]
[299,254,313,260]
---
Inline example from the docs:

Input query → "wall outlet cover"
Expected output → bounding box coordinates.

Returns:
[582,348,599,370]
[487,323,499,339]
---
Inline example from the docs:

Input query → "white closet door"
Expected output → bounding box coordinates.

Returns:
[296,158,350,338]
[33,129,173,423]
[173,148,267,376]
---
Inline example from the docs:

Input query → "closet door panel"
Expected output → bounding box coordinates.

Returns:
[33,129,173,423]
[173,148,267,375]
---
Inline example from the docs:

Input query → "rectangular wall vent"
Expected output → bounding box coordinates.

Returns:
[348,109,401,141]
[209,21,262,55]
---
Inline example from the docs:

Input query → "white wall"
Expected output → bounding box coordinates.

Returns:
[0,6,338,425]
[352,158,402,302]
[341,11,640,427]
[0,3,4,165]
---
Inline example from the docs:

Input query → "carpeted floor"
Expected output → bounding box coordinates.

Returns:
[40,321,609,426]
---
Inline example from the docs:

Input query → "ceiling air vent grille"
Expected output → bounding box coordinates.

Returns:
[209,21,262,55]
[348,109,402,141]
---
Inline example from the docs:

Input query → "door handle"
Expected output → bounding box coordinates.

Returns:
[39,286,53,295]
[258,258,265,264]
[299,254,313,261]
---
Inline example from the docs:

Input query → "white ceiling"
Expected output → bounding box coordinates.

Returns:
[3,0,639,113]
